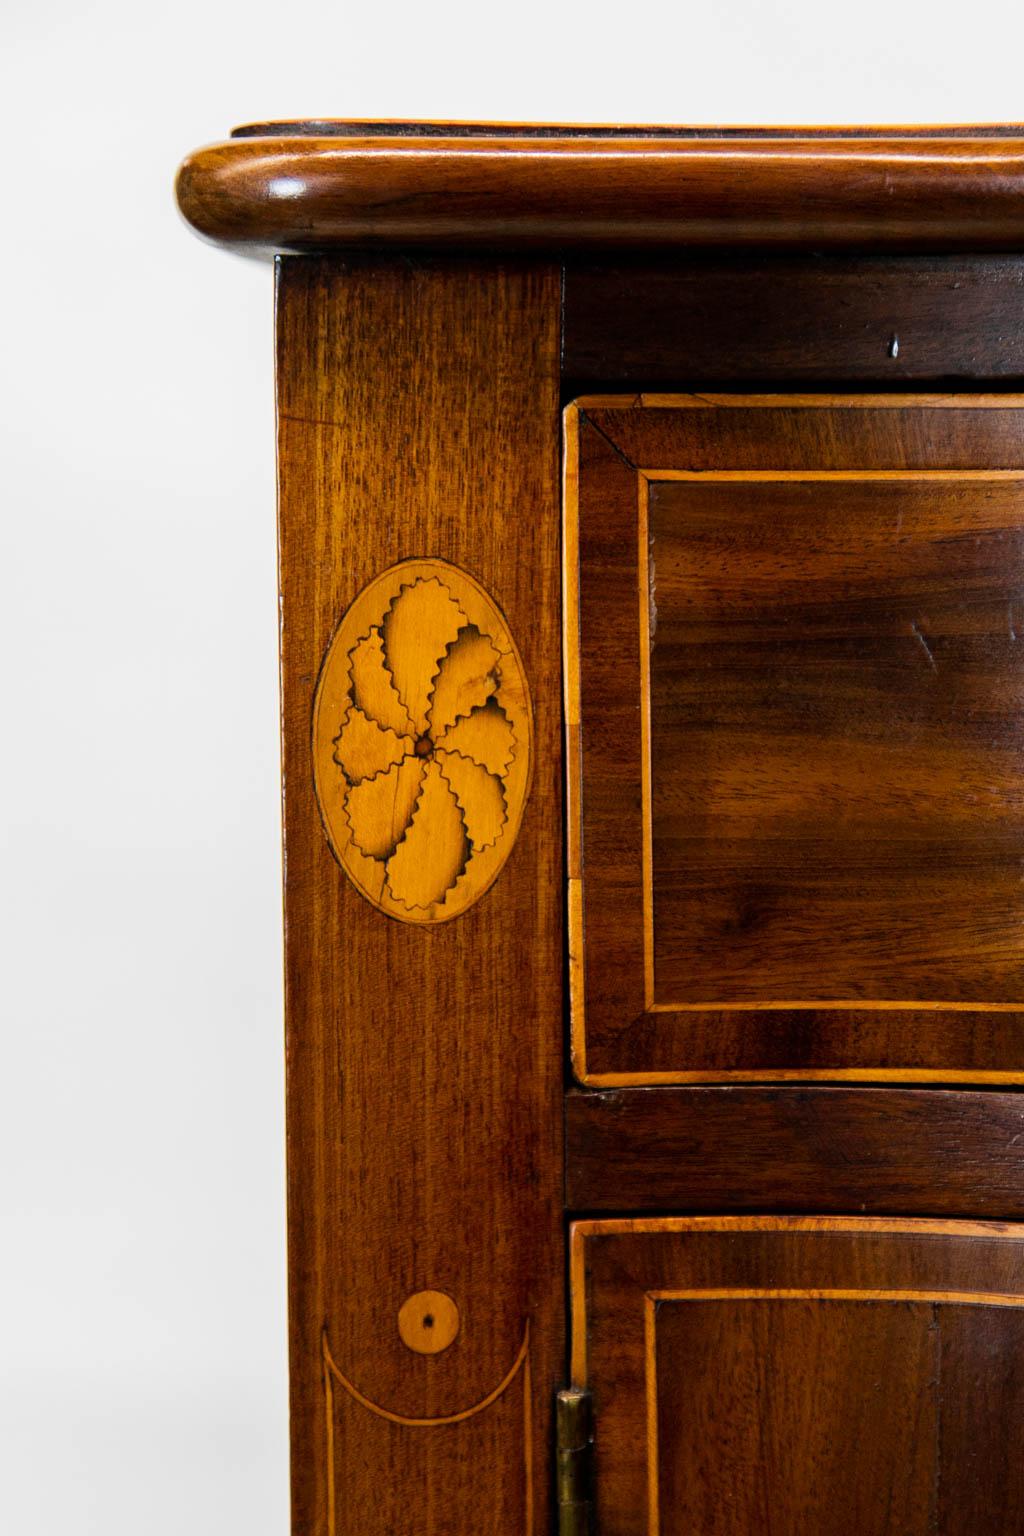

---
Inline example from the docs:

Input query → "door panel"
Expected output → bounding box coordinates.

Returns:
[571,1217,1024,1536]
[565,395,1024,1081]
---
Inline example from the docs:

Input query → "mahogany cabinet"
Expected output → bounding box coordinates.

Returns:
[177,123,1024,1535]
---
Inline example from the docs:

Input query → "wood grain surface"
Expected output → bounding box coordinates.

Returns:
[276,255,563,1534]
[648,470,1024,1005]
[175,129,1024,1536]
[566,1087,1024,1215]
[571,1216,1024,1536]
[563,256,1024,387]
[567,394,1024,1082]
[175,132,1024,256]
[654,1295,1024,1535]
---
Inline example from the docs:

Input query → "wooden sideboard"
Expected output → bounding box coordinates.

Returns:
[177,123,1024,1536]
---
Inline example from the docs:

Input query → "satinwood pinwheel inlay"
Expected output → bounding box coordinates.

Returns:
[312,559,533,923]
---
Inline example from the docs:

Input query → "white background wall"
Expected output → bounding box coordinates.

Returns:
[3,2,1024,1531]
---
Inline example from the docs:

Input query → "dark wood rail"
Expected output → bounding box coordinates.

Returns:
[567,1087,1024,1217]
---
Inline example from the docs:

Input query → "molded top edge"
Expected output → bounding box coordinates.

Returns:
[176,125,1024,258]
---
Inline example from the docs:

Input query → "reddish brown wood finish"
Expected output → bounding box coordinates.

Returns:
[567,1087,1024,1215]
[649,473,1024,1005]
[572,1217,1024,1536]
[568,395,1024,1082]
[276,255,563,1535]
[563,257,1024,386]
[654,1295,1023,1534]
[176,121,1024,1536]
[176,130,1024,256]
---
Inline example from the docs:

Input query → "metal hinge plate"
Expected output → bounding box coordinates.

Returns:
[556,1388,594,1536]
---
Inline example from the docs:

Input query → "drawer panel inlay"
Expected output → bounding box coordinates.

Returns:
[570,1217,1024,1536]
[566,395,1024,1081]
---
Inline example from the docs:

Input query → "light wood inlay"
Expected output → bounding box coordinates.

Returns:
[322,1327,534,1536]
[398,1291,461,1355]
[314,557,533,924]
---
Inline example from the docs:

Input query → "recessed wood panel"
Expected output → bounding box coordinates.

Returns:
[649,471,1024,1004]
[655,1297,1024,1536]
[571,1217,1024,1536]
[566,395,1024,1081]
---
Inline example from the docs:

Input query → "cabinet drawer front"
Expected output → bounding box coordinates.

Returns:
[571,1216,1024,1536]
[567,394,1024,1082]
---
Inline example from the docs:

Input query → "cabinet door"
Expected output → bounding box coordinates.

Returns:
[571,1216,1024,1536]
[566,394,1024,1082]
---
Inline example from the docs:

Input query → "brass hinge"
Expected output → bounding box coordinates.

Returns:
[556,1388,594,1536]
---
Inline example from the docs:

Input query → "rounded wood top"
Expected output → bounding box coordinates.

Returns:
[176,123,1024,256]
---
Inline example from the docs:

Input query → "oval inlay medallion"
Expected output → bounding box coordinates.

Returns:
[313,558,533,924]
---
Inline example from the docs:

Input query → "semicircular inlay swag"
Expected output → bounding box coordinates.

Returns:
[313,559,533,923]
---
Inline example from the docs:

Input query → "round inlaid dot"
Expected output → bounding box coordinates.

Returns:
[397,1290,460,1355]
